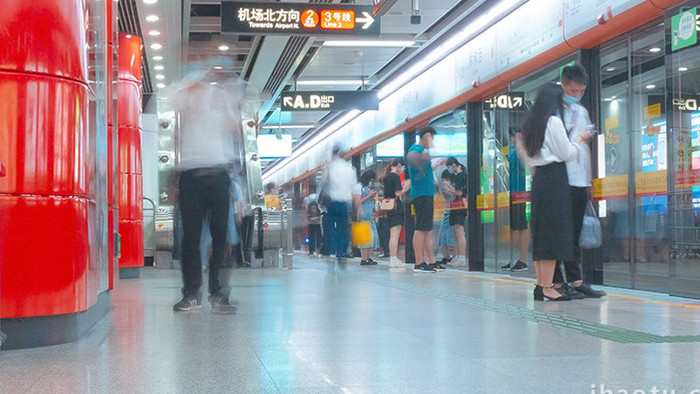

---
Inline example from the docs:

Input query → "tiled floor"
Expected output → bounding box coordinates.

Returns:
[1,254,699,393]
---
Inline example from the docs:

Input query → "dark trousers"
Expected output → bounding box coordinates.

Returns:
[179,168,230,297]
[554,186,587,283]
[377,216,390,255]
[320,212,332,256]
[327,201,350,257]
[308,223,322,253]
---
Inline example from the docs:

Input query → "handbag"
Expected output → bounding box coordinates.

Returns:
[449,197,467,210]
[379,197,397,212]
[351,221,372,246]
[579,200,602,249]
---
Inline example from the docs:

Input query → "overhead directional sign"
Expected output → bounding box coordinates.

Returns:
[280,91,379,111]
[221,2,380,36]
[485,92,525,110]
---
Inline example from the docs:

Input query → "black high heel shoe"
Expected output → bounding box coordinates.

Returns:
[534,285,572,301]
[534,285,544,301]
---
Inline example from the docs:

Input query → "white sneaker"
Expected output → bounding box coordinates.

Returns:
[451,256,467,267]
[388,257,404,268]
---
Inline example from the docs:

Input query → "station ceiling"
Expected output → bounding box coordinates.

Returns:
[129,0,490,171]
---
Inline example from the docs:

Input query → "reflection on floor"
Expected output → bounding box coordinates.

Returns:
[1,253,699,393]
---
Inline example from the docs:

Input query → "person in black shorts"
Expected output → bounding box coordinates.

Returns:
[382,158,410,268]
[506,128,530,272]
[406,126,446,273]
[444,157,467,267]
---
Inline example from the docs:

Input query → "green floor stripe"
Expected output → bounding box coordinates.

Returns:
[313,263,700,344]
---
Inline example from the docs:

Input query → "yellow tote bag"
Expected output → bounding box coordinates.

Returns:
[351,221,372,246]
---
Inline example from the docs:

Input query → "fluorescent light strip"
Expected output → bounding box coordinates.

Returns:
[296,80,364,86]
[263,111,359,181]
[265,0,522,180]
[378,0,521,100]
[262,125,315,129]
[323,40,415,47]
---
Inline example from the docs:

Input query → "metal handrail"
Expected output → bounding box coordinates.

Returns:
[143,196,156,256]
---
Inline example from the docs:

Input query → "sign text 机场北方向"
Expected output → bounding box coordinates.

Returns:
[222,2,380,36]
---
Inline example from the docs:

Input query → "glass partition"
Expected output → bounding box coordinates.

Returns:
[598,26,669,292]
[667,7,700,298]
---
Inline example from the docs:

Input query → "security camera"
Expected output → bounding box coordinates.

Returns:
[411,0,421,24]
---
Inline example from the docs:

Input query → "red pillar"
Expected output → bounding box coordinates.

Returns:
[0,1,92,317]
[117,33,144,270]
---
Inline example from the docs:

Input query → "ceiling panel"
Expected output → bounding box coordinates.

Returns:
[132,0,481,171]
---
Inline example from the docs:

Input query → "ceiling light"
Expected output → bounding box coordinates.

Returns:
[209,82,218,85]
[296,80,364,86]
[679,66,688,72]
[262,124,315,129]
[150,43,162,50]
[155,74,165,80]
[143,0,157,4]
[214,66,223,70]
[263,111,359,181]
[156,83,166,88]
[148,30,161,36]
[378,0,520,100]
[606,67,615,72]
[145,15,159,22]
[154,65,164,71]
[152,55,163,61]
[323,40,415,47]
[649,47,661,53]
[218,45,229,51]
[645,84,656,89]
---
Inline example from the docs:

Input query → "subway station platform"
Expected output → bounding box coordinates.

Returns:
[1,254,699,393]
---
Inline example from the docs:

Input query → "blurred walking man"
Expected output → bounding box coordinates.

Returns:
[172,66,247,314]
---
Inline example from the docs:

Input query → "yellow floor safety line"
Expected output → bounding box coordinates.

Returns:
[460,272,700,309]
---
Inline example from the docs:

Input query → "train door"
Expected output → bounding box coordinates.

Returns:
[597,26,669,292]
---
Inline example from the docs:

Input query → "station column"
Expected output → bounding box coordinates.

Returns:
[117,33,145,278]
[0,0,108,348]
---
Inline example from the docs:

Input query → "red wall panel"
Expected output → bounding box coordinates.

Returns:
[118,127,143,175]
[0,72,89,197]
[118,173,143,221]
[0,195,90,318]
[119,219,144,268]
[0,0,88,83]
[117,80,142,128]
[0,0,93,319]
[117,31,143,269]
[117,34,142,84]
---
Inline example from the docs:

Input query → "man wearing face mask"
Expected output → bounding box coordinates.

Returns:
[556,64,606,298]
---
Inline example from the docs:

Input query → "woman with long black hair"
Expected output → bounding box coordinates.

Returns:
[383,158,411,268]
[444,157,467,267]
[518,82,591,301]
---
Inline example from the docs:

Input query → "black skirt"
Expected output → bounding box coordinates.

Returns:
[530,162,574,262]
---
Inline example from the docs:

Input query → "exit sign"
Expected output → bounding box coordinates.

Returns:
[280,91,379,111]
[221,2,380,36]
